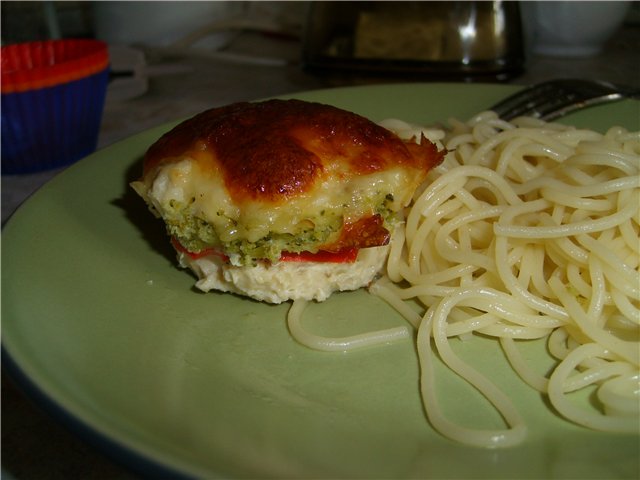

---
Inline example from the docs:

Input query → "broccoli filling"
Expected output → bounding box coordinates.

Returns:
[163,194,397,266]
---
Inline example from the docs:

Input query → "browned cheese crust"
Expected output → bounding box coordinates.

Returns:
[142,99,444,207]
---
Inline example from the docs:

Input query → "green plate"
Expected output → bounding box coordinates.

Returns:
[3,83,639,479]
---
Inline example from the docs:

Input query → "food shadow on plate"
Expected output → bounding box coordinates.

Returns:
[111,156,280,302]
[111,155,177,268]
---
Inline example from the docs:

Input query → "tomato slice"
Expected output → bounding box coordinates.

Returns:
[171,238,229,261]
[171,237,358,264]
[279,248,359,263]
[319,214,389,252]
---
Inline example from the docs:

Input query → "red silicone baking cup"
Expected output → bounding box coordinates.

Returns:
[1,39,109,93]
[1,39,110,174]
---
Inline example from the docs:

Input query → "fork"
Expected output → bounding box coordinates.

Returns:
[489,79,640,121]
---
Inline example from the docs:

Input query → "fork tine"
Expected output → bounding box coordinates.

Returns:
[489,79,637,122]
[491,83,555,120]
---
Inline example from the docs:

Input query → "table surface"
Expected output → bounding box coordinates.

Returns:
[2,24,639,480]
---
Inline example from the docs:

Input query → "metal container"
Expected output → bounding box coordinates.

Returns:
[302,1,525,81]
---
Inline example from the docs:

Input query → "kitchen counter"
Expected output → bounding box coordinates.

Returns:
[2,24,639,479]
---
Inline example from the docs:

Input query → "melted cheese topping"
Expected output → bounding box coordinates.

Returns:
[131,99,444,264]
[135,155,416,244]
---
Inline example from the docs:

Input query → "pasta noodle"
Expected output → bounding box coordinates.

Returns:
[287,111,640,448]
[287,299,412,352]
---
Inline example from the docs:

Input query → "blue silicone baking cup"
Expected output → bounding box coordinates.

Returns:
[1,68,109,174]
[1,39,110,175]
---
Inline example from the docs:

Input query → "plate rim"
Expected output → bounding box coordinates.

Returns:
[2,82,639,479]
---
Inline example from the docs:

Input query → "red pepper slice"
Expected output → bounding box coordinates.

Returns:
[279,248,359,263]
[171,237,229,261]
[171,237,358,264]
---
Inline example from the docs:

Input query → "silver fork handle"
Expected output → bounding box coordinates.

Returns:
[490,79,640,121]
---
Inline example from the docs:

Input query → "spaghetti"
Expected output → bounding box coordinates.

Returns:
[288,112,640,448]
